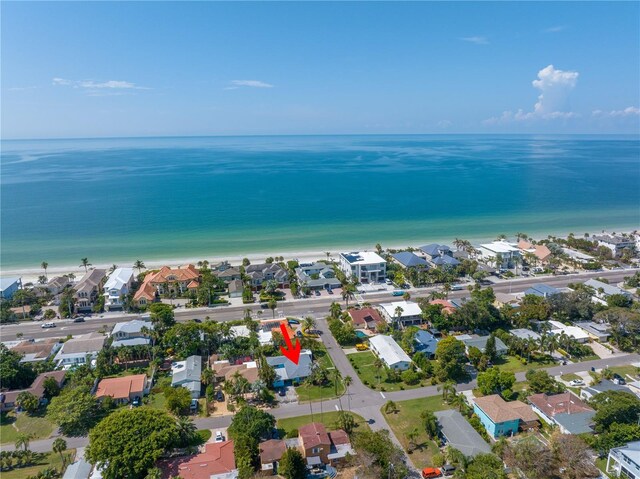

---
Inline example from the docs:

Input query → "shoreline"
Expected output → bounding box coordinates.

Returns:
[3,227,635,285]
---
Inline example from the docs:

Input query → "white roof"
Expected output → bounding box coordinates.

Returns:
[479,241,520,253]
[369,335,411,366]
[340,251,386,265]
[112,319,153,335]
[510,328,541,340]
[104,268,134,290]
[547,320,590,341]
[379,300,422,318]
[231,325,251,338]
[562,248,594,261]
[584,279,630,297]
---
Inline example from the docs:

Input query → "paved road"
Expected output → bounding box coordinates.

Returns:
[2,269,635,341]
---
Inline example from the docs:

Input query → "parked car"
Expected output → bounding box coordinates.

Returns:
[73,317,85,323]
[569,379,584,386]
[41,322,56,328]
[190,398,199,412]
[327,289,334,294]
[191,318,202,323]
[132,396,141,407]
[422,467,441,478]
[392,290,404,297]
[441,465,456,476]
[216,390,225,402]
[278,388,286,397]
[215,431,224,442]
[288,319,300,324]
[356,343,369,351]
[613,374,626,385]
[450,284,463,291]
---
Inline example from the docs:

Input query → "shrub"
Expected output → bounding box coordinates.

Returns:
[285,428,299,439]
[432,453,445,467]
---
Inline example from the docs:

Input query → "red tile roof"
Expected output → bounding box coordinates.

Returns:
[299,423,331,449]
[328,429,350,446]
[151,265,200,284]
[429,299,456,315]
[348,308,385,328]
[161,441,236,479]
[259,439,287,464]
[95,374,146,400]
[528,392,594,418]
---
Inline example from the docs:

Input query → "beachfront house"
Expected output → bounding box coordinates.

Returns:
[391,252,429,269]
[368,334,411,370]
[54,332,106,368]
[477,240,521,269]
[607,441,640,479]
[266,350,313,388]
[74,268,106,312]
[594,234,636,258]
[43,276,71,295]
[215,267,242,283]
[103,267,135,311]
[419,244,460,269]
[0,277,22,300]
[338,251,386,284]
[378,300,423,328]
[111,319,153,348]
[584,278,632,305]
[245,263,288,289]
[134,264,200,306]
[473,395,538,438]
[171,355,202,398]
[516,240,552,264]
[295,262,341,291]
[528,392,595,435]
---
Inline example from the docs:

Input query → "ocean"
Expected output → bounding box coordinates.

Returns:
[1,135,639,271]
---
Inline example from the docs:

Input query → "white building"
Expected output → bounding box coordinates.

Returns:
[594,234,636,258]
[562,248,595,264]
[338,251,386,284]
[584,278,632,305]
[368,335,411,370]
[378,300,423,328]
[546,320,590,343]
[607,441,640,479]
[477,240,521,269]
[103,268,135,310]
[171,355,202,398]
[111,319,153,348]
[54,332,105,368]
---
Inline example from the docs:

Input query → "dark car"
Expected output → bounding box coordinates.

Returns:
[191,318,202,323]
[314,290,321,296]
[216,390,225,402]
[73,317,85,323]
[132,396,141,407]
[613,374,626,385]
[278,388,286,397]
[327,289,334,294]
[190,399,199,412]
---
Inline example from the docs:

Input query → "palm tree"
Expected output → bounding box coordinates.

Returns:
[343,375,353,411]
[383,400,398,414]
[342,283,356,309]
[394,306,404,328]
[449,393,467,413]
[38,275,48,285]
[80,258,91,272]
[421,410,438,439]
[325,252,331,261]
[373,357,383,385]
[443,283,452,298]
[268,299,277,319]
[15,432,33,451]
[133,260,146,274]
[302,316,316,333]
[329,302,342,319]
[175,416,197,445]
[438,380,456,402]
[118,348,132,370]
[41,261,49,280]
[201,368,215,387]
[109,264,118,274]
[406,428,420,452]
[52,438,67,466]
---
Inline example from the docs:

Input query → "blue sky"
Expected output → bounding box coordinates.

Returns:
[2,1,639,138]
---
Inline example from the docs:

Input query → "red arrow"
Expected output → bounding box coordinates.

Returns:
[279,322,301,365]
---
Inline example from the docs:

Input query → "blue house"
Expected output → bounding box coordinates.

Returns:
[473,395,523,438]
[0,277,22,300]
[524,283,560,298]
[266,350,313,388]
[414,330,440,359]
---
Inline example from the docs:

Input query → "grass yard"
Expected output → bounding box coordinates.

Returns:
[1,450,74,479]
[596,458,612,478]
[196,429,212,443]
[577,354,601,362]
[560,373,582,382]
[347,352,425,392]
[609,365,640,380]
[493,355,555,374]
[0,410,55,445]
[295,343,345,401]
[147,391,167,410]
[381,396,452,469]
[277,411,368,438]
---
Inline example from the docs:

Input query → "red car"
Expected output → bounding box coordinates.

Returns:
[422,468,441,479]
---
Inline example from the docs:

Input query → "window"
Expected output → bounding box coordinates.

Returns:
[312,448,321,454]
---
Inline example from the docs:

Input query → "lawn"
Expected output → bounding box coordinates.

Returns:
[147,392,167,410]
[0,410,55,445]
[277,411,368,438]
[560,373,582,382]
[296,343,345,401]
[576,354,601,362]
[493,355,555,374]
[381,396,452,469]
[596,458,612,478]
[2,450,74,479]
[609,365,640,380]
[347,352,425,392]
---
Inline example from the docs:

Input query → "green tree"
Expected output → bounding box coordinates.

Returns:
[148,303,175,333]
[268,299,277,318]
[591,391,640,432]
[164,386,192,416]
[484,334,497,362]
[15,432,34,451]
[279,448,307,479]
[133,260,146,274]
[525,369,565,394]
[352,430,408,479]
[464,453,507,479]
[58,287,77,318]
[257,353,277,388]
[80,258,92,272]
[52,438,67,466]
[0,343,36,390]
[329,302,342,319]
[607,294,632,308]
[16,391,39,413]
[435,336,467,381]
[477,368,515,396]
[175,416,197,447]
[43,376,61,399]
[421,410,438,439]
[86,408,179,479]
[41,261,49,279]
[335,411,357,435]
[47,386,99,436]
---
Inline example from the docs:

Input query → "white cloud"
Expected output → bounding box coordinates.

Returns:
[484,64,579,125]
[544,25,566,33]
[437,120,453,128]
[592,106,640,118]
[460,36,489,45]
[52,77,148,92]
[230,80,274,88]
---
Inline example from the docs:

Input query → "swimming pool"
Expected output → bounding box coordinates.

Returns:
[355,330,367,339]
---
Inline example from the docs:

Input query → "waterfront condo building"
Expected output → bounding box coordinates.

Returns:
[338,251,386,283]
[103,267,135,311]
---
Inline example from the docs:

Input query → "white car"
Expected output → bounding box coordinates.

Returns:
[215,431,224,442]
[41,322,56,329]
[569,379,584,386]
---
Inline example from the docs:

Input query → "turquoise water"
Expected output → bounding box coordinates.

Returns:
[1,135,638,270]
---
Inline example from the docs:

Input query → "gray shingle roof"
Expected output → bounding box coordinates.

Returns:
[266,350,313,382]
[392,252,428,268]
[435,410,491,457]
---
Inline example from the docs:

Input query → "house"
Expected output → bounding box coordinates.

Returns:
[461,335,508,356]
[228,280,244,298]
[171,355,202,398]
[297,423,355,466]
[62,459,93,479]
[368,335,411,370]
[0,370,66,411]
[584,278,632,305]
[429,299,456,315]
[215,267,242,283]
[575,321,611,342]
[9,305,32,319]
[473,395,538,438]
[348,307,385,331]
[546,320,590,343]
[414,330,440,359]
[509,328,541,341]
[528,392,595,434]
[419,244,460,268]
[494,292,520,308]
[245,263,289,289]
[517,240,552,264]
[434,410,491,457]
[562,248,595,264]
[378,300,423,328]
[54,332,106,368]
[211,261,231,272]
[338,251,387,284]
[266,350,313,387]
[134,265,200,307]
[295,262,341,291]
[94,374,148,404]
[260,439,287,474]
[44,276,71,295]
[213,360,260,385]
[607,441,640,479]
[11,338,62,363]
[580,379,634,401]
[594,234,636,258]
[391,252,429,269]
[160,440,238,479]
[111,319,153,348]
[0,277,22,300]
[477,241,521,269]
[102,267,135,311]
[523,283,560,298]
[74,269,106,312]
